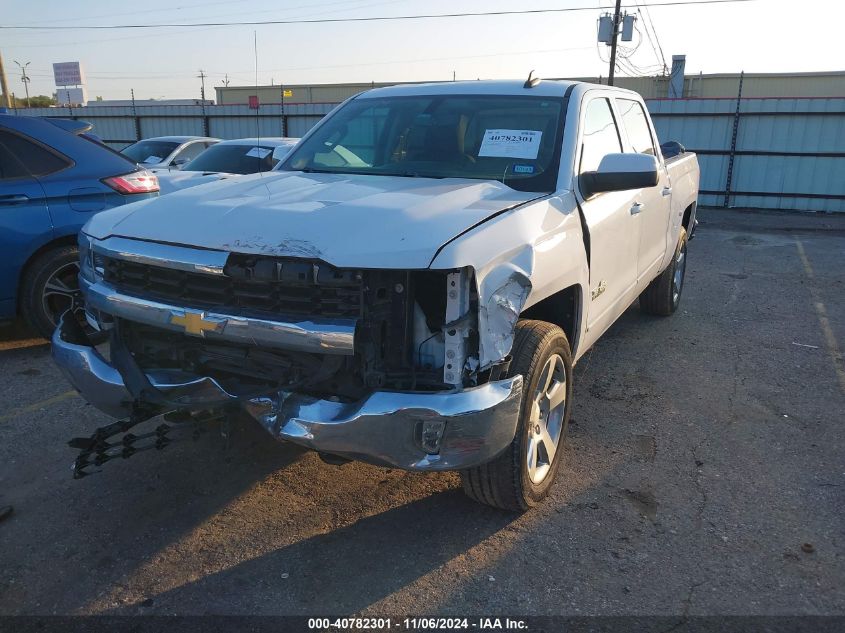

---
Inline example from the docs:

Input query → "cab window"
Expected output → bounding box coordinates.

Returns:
[579,98,622,174]
[617,98,656,155]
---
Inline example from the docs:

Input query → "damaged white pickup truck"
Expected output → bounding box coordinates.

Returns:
[53,79,699,510]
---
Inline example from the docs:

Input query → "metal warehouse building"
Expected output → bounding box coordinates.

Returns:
[213,71,845,105]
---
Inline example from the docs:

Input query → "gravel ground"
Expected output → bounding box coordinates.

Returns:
[0,209,843,617]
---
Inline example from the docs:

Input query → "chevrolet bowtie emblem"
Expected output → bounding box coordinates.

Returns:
[169,310,222,336]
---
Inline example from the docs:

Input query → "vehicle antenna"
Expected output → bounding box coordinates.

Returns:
[524,70,541,89]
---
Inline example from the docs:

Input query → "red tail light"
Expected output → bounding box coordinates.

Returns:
[103,169,159,194]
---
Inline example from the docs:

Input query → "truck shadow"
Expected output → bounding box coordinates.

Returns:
[99,488,517,615]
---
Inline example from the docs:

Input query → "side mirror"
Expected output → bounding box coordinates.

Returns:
[171,157,190,169]
[580,153,659,198]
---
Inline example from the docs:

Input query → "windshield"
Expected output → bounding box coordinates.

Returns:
[182,143,282,174]
[122,140,180,164]
[280,95,565,192]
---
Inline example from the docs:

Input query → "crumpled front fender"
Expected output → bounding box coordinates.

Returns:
[476,264,532,368]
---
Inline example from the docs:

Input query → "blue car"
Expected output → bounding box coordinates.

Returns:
[0,114,159,337]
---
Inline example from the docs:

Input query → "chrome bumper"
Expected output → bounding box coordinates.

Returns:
[82,279,356,355]
[52,317,523,471]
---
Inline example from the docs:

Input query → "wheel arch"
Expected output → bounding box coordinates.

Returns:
[16,233,79,314]
[682,201,696,233]
[520,283,583,358]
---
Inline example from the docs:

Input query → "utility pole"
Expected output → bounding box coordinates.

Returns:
[14,60,30,107]
[607,0,622,86]
[0,52,11,108]
[197,69,206,102]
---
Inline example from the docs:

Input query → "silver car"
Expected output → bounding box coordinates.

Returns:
[121,136,219,171]
[156,137,299,194]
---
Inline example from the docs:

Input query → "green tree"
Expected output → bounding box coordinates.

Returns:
[13,94,57,108]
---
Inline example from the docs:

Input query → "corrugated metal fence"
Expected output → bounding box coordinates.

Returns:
[647,97,845,213]
[11,102,334,149]
[12,96,845,212]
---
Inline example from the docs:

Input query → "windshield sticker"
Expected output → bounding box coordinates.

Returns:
[144,155,163,164]
[478,130,542,160]
[246,147,272,159]
[512,164,535,174]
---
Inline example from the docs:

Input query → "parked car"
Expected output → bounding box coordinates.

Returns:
[156,137,299,194]
[54,80,699,510]
[0,114,159,337]
[120,136,219,172]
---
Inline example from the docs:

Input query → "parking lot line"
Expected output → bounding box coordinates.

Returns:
[0,390,78,424]
[0,337,49,352]
[795,238,845,394]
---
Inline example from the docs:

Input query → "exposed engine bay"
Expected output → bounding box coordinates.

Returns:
[99,254,502,403]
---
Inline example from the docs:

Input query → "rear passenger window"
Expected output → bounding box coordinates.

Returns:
[0,138,29,180]
[579,98,622,174]
[0,130,72,177]
[177,142,206,163]
[617,99,655,155]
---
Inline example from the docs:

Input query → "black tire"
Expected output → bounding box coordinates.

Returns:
[639,226,688,316]
[20,245,83,339]
[461,320,573,511]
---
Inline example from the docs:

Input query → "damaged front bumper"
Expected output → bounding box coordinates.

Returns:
[53,315,523,471]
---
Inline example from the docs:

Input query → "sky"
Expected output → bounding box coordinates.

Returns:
[2,0,843,101]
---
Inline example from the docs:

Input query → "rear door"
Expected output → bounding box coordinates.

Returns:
[0,131,51,309]
[615,97,672,283]
[576,95,642,338]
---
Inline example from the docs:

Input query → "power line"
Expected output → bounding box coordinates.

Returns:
[637,1,668,72]
[17,45,600,85]
[3,0,409,48]
[1,0,759,30]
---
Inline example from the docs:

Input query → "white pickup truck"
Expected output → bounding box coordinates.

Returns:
[53,79,699,511]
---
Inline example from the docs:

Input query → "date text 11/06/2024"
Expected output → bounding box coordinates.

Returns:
[307,618,529,631]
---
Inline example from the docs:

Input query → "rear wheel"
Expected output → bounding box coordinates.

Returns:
[639,226,687,316]
[20,245,84,339]
[461,320,573,511]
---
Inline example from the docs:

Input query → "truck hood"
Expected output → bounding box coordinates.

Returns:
[84,171,540,268]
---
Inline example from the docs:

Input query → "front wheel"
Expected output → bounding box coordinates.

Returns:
[639,226,688,316]
[461,320,573,511]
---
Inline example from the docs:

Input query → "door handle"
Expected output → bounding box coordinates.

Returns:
[662,186,673,197]
[630,202,644,215]
[0,194,30,205]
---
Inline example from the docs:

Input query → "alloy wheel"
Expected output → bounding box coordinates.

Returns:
[41,261,85,330]
[526,353,567,484]
[673,242,687,306]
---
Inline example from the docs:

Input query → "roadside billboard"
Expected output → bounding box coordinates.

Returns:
[53,61,85,86]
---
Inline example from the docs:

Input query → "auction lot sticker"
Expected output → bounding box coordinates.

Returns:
[246,147,272,158]
[478,129,542,159]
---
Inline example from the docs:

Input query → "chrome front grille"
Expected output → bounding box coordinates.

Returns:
[102,256,363,319]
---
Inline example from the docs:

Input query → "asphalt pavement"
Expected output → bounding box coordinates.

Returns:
[0,208,843,617]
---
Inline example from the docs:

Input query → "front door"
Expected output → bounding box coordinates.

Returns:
[575,95,642,344]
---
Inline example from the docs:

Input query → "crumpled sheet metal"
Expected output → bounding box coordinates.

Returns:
[477,263,532,368]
